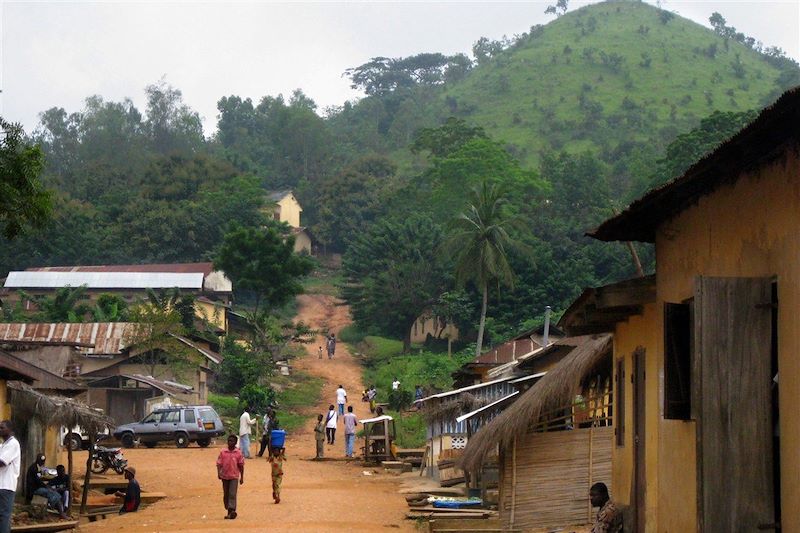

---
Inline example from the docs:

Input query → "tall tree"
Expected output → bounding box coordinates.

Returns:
[342,214,450,352]
[0,118,52,240]
[446,182,519,357]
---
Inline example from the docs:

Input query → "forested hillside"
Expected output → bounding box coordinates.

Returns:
[3,0,798,344]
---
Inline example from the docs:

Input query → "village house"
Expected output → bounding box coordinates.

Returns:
[572,86,800,532]
[409,312,459,346]
[265,190,313,255]
[0,322,219,424]
[0,262,232,332]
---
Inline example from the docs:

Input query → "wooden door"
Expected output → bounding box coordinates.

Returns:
[695,277,774,532]
[633,347,646,533]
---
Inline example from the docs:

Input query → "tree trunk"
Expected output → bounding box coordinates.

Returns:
[475,285,488,358]
[403,329,412,354]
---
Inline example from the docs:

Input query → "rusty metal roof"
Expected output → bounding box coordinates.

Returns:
[0,323,136,355]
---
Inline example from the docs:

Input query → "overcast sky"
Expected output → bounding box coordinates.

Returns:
[2,1,798,135]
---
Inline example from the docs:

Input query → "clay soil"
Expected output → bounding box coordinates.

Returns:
[78,294,416,532]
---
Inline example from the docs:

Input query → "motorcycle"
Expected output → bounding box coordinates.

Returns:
[90,443,128,475]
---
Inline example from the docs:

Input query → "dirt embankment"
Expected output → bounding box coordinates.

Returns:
[80,294,414,532]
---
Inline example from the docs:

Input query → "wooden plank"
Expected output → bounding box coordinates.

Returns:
[10,523,79,533]
[695,277,774,532]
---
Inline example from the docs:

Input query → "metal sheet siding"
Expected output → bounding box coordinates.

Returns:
[0,322,134,354]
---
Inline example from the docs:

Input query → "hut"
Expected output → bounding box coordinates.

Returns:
[460,334,614,531]
[7,380,112,513]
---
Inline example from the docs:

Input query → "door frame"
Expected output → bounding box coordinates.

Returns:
[633,347,646,532]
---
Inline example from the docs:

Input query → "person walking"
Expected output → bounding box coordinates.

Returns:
[367,385,377,414]
[0,420,20,533]
[336,385,347,416]
[325,405,338,445]
[343,406,359,458]
[314,414,325,459]
[238,407,256,459]
[268,445,286,504]
[115,466,141,514]
[216,435,245,520]
[326,334,336,359]
[392,377,401,391]
[318,346,323,359]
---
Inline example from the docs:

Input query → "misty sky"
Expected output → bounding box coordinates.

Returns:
[2,1,798,135]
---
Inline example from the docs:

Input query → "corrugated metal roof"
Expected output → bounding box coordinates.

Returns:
[267,190,294,202]
[0,323,135,355]
[27,263,214,275]
[5,271,204,290]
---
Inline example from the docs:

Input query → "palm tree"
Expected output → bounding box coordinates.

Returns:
[446,182,517,357]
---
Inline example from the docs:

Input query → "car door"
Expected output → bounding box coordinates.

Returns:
[161,410,181,439]
[136,412,162,441]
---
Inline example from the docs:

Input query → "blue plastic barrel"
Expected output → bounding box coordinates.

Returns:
[270,429,286,448]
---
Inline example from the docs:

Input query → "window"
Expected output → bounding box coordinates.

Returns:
[142,413,159,424]
[162,411,180,423]
[664,302,692,419]
[183,410,196,424]
[615,359,625,446]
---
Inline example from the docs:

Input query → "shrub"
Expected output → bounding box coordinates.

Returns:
[239,384,275,414]
[338,324,368,344]
[388,389,413,411]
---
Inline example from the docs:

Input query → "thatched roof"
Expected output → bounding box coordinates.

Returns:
[459,334,612,472]
[7,381,113,433]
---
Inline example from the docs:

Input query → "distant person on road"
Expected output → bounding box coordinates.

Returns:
[327,334,336,359]
[25,453,68,519]
[336,385,347,415]
[367,385,377,413]
[314,414,326,459]
[115,466,141,515]
[318,346,323,359]
[217,435,245,520]
[238,407,257,459]
[325,405,338,445]
[0,419,20,533]
[415,385,424,401]
[343,406,359,458]
[589,482,622,533]
[268,446,286,504]
[392,377,401,391]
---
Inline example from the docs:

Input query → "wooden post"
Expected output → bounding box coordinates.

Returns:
[79,432,94,515]
[510,438,518,528]
[588,424,594,522]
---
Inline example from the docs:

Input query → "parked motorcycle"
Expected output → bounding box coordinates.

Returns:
[90,444,128,475]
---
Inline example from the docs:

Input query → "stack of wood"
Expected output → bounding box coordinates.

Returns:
[395,448,425,468]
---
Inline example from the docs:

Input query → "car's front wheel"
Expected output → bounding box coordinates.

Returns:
[175,433,189,448]
[196,438,211,448]
[120,433,135,448]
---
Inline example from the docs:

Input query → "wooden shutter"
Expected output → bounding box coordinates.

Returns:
[694,277,774,532]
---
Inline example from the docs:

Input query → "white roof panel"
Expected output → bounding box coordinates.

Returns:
[4,271,205,290]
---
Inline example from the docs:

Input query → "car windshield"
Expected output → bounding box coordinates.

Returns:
[141,413,160,423]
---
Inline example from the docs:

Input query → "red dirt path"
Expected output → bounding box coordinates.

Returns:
[79,294,414,532]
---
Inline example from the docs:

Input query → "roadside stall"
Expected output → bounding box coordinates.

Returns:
[361,415,396,463]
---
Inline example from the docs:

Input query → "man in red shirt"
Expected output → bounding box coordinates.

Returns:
[216,434,245,520]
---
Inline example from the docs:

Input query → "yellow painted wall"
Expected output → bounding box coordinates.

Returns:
[195,299,227,332]
[293,230,312,255]
[266,194,303,228]
[615,150,800,532]
[0,381,9,420]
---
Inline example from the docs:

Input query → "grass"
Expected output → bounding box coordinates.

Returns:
[302,265,343,297]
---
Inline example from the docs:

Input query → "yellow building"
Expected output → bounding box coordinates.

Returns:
[572,86,800,532]
[265,190,313,255]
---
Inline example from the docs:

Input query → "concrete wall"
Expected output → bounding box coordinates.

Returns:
[612,150,800,532]
[410,315,459,344]
[293,230,312,255]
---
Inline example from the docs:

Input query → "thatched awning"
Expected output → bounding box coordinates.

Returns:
[459,334,612,472]
[7,381,113,433]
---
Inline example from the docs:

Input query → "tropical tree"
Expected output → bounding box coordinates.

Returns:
[21,285,91,322]
[0,118,52,239]
[125,302,198,379]
[446,182,519,357]
[91,293,129,322]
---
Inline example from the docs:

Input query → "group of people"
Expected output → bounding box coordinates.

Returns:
[318,333,337,360]
[218,406,286,520]
[314,384,360,459]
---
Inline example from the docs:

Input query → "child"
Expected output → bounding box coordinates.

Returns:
[318,346,323,359]
[268,446,286,504]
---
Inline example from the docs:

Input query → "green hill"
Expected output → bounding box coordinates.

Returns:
[333,0,796,193]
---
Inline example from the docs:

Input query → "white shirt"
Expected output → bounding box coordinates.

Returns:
[0,436,20,491]
[325,410,338,429]
[239,412,255,436]
[392,380,400,390]
[336,387,347,405]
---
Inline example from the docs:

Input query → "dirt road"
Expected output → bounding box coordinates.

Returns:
[81,294,414,531]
